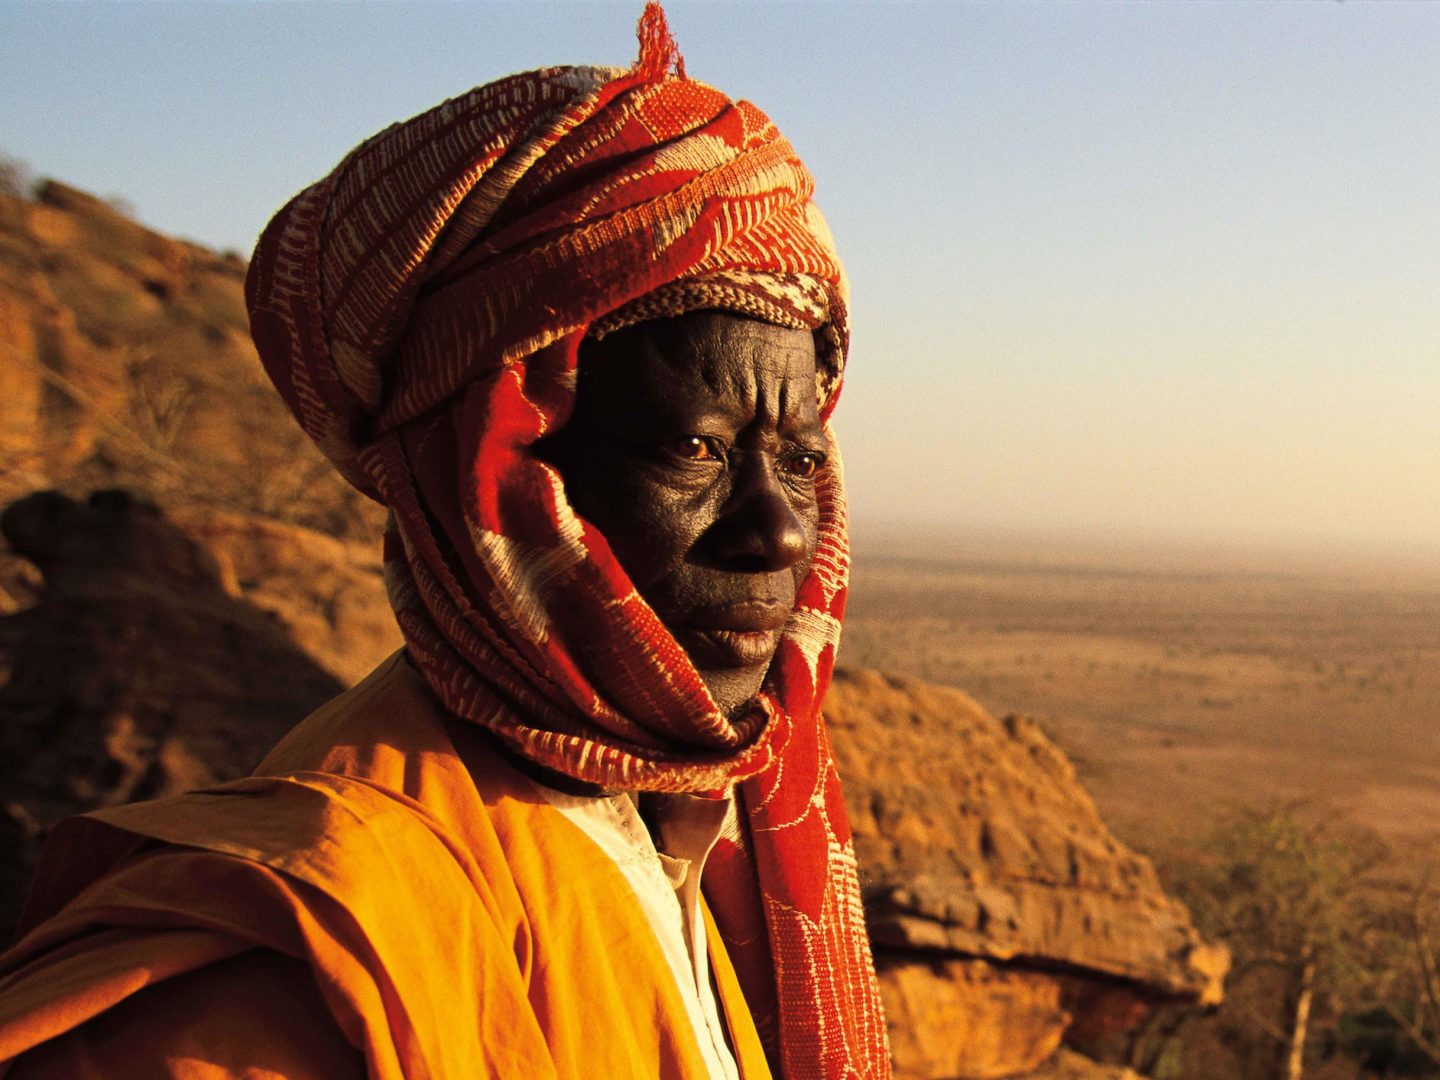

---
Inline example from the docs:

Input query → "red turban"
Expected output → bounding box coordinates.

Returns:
[245,6,889,1076]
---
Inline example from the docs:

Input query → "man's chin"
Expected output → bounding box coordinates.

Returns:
[698,662,773,722]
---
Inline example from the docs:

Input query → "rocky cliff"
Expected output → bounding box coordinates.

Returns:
[826,669,1226,1076]
[0,178,1224,1077]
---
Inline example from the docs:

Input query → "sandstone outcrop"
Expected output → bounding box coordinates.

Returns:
[825,668,1227,1077]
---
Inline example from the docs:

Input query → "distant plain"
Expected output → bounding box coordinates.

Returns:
[843,526,1440,853]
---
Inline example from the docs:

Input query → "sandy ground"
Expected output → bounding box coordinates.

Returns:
[842,527,1440,852]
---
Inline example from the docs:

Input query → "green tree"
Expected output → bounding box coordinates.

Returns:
[1178,804,1387,1080]
[1341,864,1440,1076]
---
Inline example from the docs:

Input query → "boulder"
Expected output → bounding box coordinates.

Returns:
[826,668,1227,1077]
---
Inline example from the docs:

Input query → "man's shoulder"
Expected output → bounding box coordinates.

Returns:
[13,653,541,941]
[255,649,443,777]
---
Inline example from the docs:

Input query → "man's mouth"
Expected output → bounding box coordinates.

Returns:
[675,600,789,668]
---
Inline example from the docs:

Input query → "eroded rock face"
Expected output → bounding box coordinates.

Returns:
[876,955,1068,1078]
[170,506,402,687]
[825,668,1227,1077]
[0,182,382,540]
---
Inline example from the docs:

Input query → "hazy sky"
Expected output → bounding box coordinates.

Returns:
[3,1,1437,556]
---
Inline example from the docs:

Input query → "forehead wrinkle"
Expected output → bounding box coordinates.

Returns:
[777,346,822,434]
[649,342,735,420]
[650,333,761,425]
[710,323,815,425]
[603,313,819,429]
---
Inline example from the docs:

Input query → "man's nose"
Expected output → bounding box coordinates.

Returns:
[707,457,810,573]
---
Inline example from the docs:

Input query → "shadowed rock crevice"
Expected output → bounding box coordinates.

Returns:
[0,490,349,939]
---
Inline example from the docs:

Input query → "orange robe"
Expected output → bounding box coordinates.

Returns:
[0,653,772,1078]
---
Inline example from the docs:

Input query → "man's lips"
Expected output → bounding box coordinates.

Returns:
[684,599,790,633]
[673,600,789,668]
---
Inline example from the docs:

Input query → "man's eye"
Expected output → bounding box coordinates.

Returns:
[781,451,825,479]
[669,436,722,461]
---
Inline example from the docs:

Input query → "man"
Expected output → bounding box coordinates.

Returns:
[0,6,889,1077]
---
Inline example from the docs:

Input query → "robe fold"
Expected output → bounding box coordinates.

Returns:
[0,653,772,1079]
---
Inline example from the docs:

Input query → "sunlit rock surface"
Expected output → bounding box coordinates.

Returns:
[826,668,1226,1077]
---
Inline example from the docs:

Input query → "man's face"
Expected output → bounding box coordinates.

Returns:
[540,312,825,718]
